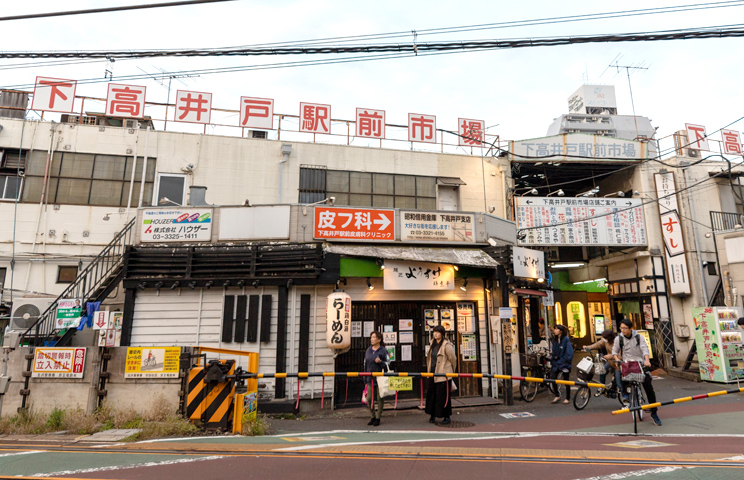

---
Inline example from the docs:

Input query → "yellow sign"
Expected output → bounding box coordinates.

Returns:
[125,347,181,378]
[388,377,413,391]
[636,330,654,359]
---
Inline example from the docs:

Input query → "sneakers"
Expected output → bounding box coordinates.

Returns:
[651,413,662,426]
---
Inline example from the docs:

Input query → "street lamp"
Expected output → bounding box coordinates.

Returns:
[546,189,564,197]
[520,188,538,196]
[301,196,336,215]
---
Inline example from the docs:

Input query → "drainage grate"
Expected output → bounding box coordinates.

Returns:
[435,420,475,429]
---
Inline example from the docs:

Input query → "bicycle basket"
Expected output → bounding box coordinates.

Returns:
[520,353,539,368]
[577,367,594,382]
[620,361,645,383]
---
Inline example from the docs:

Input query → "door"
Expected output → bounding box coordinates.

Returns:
[438,186,459,211]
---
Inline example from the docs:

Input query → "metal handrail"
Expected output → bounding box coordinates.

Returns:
[20,217,136,346]
[710,211,744,233]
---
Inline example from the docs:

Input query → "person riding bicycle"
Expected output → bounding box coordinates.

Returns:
[583,329,619,397]
[612,318,661,426]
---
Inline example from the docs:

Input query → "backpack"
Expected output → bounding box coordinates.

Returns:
[619,333,640,352]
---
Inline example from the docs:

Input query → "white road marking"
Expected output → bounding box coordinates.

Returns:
[0,450,44,458]
[31,455,224,477]
[576,454,744,479]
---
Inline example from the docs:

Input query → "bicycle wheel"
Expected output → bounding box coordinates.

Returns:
[637,385,647,422]
[573,386,590,410]
[630,384,641,434]
[520,368,538,403]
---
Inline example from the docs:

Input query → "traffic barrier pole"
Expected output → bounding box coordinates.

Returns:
[613,386,744,415]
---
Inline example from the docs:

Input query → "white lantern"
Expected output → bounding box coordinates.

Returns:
[326,291,352,354]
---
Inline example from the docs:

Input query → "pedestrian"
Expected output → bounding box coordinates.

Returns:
[364,330,388,427]
[583,329,620,396]
[425,325,457,425]
[550,324,574,404]
[612,318,662,426]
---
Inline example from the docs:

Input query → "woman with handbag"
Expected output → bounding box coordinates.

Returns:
[364,330,388,427]
[583,329,619,396]
[550,324,574,404]
[425,325,457,425]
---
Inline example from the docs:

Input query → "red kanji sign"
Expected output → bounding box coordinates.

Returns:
[685,123,709,151]
[408,113,436,143]
[458,118,484,146]
[174,89,212,124]
[314,207,395,241]
[240,96,274,130]
[106,83,146,119]
[356,108,385,139]
[300,102,331,134]
[721,129,742,155]
[31,76,76,113]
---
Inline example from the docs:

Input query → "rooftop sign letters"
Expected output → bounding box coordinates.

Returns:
[313,207,395,241]
[509,133,647,162]
[515,197,647,247]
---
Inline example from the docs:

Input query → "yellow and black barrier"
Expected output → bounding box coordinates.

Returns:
[187,359,236,430]
[612,385,744,415]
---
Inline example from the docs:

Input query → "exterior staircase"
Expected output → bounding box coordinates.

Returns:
[20,218,136,347]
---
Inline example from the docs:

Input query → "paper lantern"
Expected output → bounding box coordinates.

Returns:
[326,292,351,354]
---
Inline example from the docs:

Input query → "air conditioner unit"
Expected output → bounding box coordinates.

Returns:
[687,149,699,158]
[249,130,267,139]
[9,297,55,332]
[124,119,139,129]
[674,324,691,338]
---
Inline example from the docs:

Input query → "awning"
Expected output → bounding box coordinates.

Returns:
[514,288,547,297]
[323,244,499,268]
[437,177,466,186]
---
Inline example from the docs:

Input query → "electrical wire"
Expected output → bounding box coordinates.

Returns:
[0,0,237,22]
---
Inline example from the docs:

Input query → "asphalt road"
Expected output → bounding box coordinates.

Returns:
[1,372,743,479]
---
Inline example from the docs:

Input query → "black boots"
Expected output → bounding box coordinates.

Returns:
[429,416,435,423]
[372,418,380,426]
[442,417,451,425]
[367,418,375,426]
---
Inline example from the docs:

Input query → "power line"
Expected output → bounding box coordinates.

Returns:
[0,0,237,22]
[4,23,744,59]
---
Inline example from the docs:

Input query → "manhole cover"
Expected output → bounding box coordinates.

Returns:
[435,420,475,429]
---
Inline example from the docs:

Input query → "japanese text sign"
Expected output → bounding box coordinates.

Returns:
[140,208,212,242]
[509,134,647,161]
[383,260,455,290]
[240,96,274,129]
[106,83,146,118]
[685,123,709,151]
[313,207,395,241]
[458,118,484,146]
[55,298,82,330]
[32,348,86,378]
[654,172,691,295]
[356,108,385,139]
[300,102,331,134]
[721,129,742,155]
[175,90,212,124]
[512,246,545,279]
[659,210,685,257]
[92,311,111,330]
[326,292,351,354]
[31,76,76,113]
[515,197,647,246]
[125,347,181,378]
[400,211,474,242]
[408,113,436,143]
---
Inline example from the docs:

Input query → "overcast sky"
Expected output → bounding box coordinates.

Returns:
[2,0,743,154]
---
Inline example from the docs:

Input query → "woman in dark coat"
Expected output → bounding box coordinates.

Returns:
[363,330,388,426]
[550,324,574,404]
[425,325,457,424]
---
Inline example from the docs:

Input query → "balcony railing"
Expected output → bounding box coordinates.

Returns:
[710,211,744,233]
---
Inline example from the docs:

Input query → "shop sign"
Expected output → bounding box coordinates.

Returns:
[326,292,351,354]
[124,347,181,378]
[383,260,455,290]
[499,307,517,353]
[509,133,647,162]
[512,246,545,279]
[399,211,475,243]
[515,197,647,247]
[32,347,86,378]
[55,299,82,329]
[141,208,212,242]
[389,377,413,391]
[543,290,555,307]
[92,311,111,330]
[654,173,691,295]
[313,207,395,241]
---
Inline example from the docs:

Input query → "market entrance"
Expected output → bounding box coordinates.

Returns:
[334,300,483,408]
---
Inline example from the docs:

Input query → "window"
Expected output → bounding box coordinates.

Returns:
[299,167,437,209]
[57,265,79,283]
[155,174,187,206]
[0,175,21,200]
[21,151,156,207]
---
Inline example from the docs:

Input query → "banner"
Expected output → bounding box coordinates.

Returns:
[124,347,181,378]
[32,347,86,378]
[55,299,82,329]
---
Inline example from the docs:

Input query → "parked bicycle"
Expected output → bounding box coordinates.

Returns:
[573,350,624,410]
[519,344,558,402]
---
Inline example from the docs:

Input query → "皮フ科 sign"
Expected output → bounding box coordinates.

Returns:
[313,207,395,241]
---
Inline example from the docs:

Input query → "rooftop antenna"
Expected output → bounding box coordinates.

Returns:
[609,58,649,140]
[104,57,115,81]
[137,67,200,129]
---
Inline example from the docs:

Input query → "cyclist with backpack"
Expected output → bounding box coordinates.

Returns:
[612,318,661,426]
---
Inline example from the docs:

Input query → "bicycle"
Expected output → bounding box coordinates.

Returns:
[573,350,624,411]
[519,346,558,402]
[620,360,648,434]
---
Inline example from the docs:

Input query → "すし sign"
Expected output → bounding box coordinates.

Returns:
[326,292,351,354]
[32,348,86,378]
[124,347,181,378]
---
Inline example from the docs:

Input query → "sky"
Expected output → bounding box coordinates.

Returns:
[2,0,744,155]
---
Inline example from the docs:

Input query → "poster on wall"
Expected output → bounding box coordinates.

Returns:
[399,331,414,344]
[461,334,477,361]
[363,321,374,338]
[351,322,362,338]
[457,302,475,333]
[499,307,517,352]
[383,332,397,344]
[402,344,412,361]
[55,299,82,329]
[399,319,413,331]
[489,315,500,344]
[424,309,438,331]
[124,347,181,378]
[643,304,654,330]
[32,347,86,378]
[386,346,396,362]
[441,309,454,331]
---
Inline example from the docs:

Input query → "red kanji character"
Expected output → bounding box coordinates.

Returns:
[177,93,209,121]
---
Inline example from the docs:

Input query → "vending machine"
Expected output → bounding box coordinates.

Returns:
[691,307,744,383]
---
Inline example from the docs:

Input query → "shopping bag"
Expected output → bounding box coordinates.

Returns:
[450,379,458,392]
[376,375,392,397]
[593,359,606,375]
[361,385,368,405]
[620,361,644,383]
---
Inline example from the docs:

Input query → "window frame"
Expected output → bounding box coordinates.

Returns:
[154,173,188,206]
[56,265,79,284]
[0,174,23,201]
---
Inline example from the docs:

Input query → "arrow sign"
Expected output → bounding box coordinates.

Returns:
[526,200,532,205]
[373,213,391,230]
[93,311,110,330]
[626,201,633,206]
